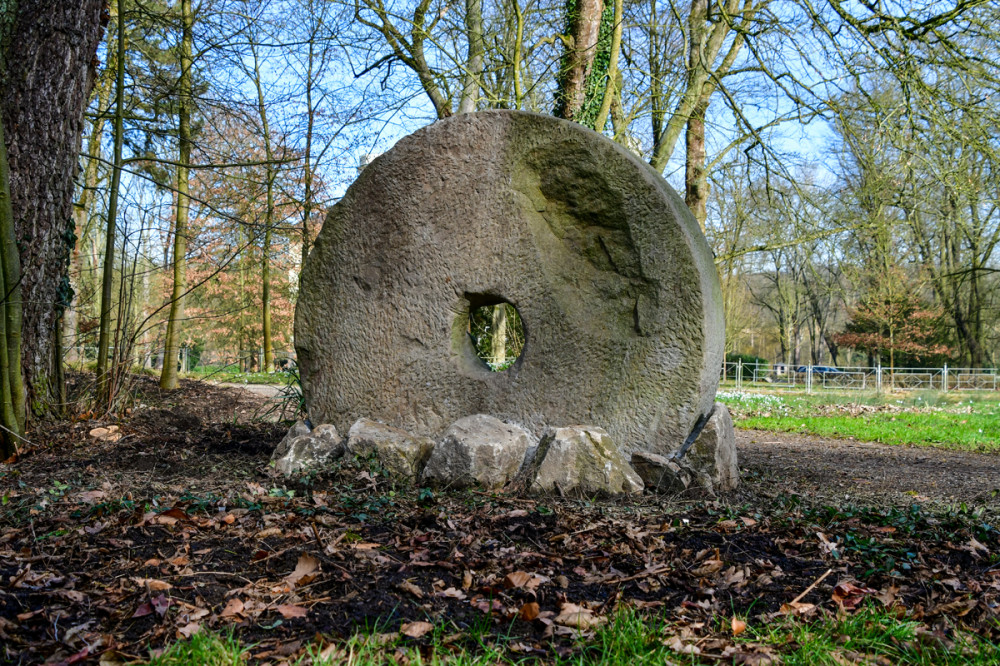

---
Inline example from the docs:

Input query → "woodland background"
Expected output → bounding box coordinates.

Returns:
[2,0,1000,455]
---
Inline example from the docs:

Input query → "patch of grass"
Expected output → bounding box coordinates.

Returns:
[740,411,1000,451]
[719,390,1000,452]
[150,607,1000,665]
[746,605,1000,665]
[147,630,247,665]
[184,366,295,385]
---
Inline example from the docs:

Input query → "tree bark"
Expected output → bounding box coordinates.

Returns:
[68,33,116,365]
[96,0,126,406]
[1,0,105,417]
[458,0,484,114]
[250,37,275,373]
[684,98,709,229]
[159,0,193,390]
[554,0,605,121]
[491,304,507,368]
[592,0,622,132]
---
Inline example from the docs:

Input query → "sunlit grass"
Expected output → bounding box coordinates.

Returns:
[719,390,1000,452]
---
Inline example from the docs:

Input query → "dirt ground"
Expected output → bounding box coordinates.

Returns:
[1,378,998,664]
[737,430,1000,508]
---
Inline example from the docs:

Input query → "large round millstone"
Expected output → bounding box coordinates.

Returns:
[295,110,724,456]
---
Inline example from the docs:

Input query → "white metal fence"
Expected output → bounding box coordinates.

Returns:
[722,361,999,392]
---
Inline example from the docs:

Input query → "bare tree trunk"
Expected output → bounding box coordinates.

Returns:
[68,39,115,365]
[1,0,105,417]
[301,37,316,267]
[684,98,709,228]
[458,0,484,113]
[554,0,605,121]
[96,0,126,406]
[160,0,193,390]
[491,304,507,367]
[0,113,24,458]
[250,38,275,372]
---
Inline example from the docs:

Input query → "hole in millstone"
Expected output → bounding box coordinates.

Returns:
[466,300,525,372]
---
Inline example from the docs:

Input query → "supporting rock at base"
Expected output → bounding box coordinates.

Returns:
[346,418,434,483]
[529,426,643,497]
[272,423,342,476]
[421,414,532,491]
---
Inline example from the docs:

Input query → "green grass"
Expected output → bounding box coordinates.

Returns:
[144,607,1000,665]
[148,630,247,665]
[719,390,1000,452]
[184,367,296,385]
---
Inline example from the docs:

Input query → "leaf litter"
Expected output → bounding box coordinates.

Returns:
[1,377,999,663]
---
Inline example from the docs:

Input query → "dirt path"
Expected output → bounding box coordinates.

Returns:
[210,381,284,398]
[737,429,1000,507]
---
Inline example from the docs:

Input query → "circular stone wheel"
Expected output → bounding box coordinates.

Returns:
[295,111,724,456]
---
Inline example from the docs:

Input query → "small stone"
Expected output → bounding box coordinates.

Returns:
[273,420,312,460]
[685,403,739,492]
[421,415,532,490]
[272,424,343,476]
[529,426,643,497]
[345,418,434,483]
[630,451,692,494]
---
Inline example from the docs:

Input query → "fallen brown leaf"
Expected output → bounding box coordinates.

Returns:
[400,621,434,638]
[519,602,540,621]
[504,571,532,589]
[397,580,424,598]
[554,602,605,629]
[285,553,320,588]
[220,597,244,618]
[276,604,309,619]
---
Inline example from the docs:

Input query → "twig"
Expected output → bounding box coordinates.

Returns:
[790,568,833,605]
[311,520,326,550]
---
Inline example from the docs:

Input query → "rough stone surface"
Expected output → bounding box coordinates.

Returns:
[346,418,435,483]
[421,415,531,490]
[685,403,739,493]
[630,451,693,494]
[295,110,724,457]
[272,420,312,460]
[273,424,342,476]
[529,426,644,497]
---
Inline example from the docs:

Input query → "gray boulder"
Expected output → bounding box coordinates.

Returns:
[272,424,343,476]
[295,110,724,457]
[421,415,531,490]
[630,451,693,494]
[272,420,312,460]
[346,418,435,483]
[529,426,643,497]
[685,403,739,492]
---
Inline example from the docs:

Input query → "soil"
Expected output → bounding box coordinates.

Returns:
[1,379,998,664]
[737,430,1000,508]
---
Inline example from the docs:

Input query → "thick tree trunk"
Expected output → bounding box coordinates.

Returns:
[1,0,105,417]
